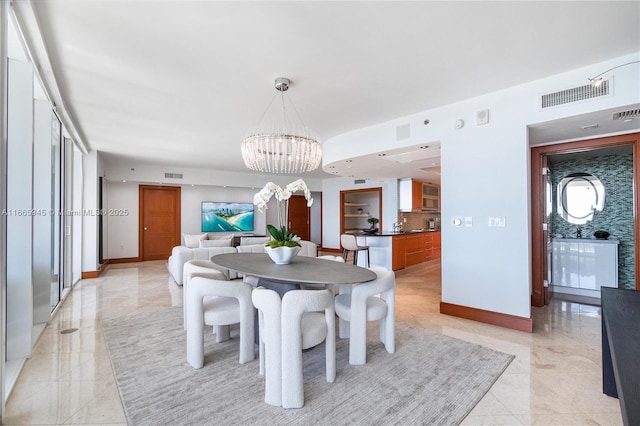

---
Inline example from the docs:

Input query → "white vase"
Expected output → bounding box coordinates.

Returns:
[264,246,300,265]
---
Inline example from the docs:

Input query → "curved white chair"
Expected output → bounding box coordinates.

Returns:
[297,240,318,257]
[334,267,395,365]
[340,234,370,267]
[186,276,255,368]
[183,259,229,331]
[252,288,335,408]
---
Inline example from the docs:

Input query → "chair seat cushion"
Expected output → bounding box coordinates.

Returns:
[300,312,328,349]
[203,296,240,325]
[335,294,388,322]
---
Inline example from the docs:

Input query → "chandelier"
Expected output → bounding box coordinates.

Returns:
[241,77,322,174]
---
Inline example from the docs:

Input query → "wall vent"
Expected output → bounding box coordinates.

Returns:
[540,80,610,109]
[164,172,183,179]
[395,123,410,140]
[354,179,366,184]
[613,108,640,121]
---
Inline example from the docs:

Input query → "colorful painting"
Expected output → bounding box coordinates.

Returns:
[201,202,254,232]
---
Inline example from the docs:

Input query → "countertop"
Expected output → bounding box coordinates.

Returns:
[353,229,441,237]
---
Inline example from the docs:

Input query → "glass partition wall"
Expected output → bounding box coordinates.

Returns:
[3,10,81,406]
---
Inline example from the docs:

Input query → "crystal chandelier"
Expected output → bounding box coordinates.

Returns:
[241,77,322,174]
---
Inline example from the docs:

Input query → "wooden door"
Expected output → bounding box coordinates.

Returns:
[288,195,310,241]
[139,185,181,261]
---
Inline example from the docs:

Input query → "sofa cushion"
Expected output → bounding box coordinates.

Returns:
[183,233,207,248]
[199,237,233,248]
[168,245,238,285]
[240,236,270,245]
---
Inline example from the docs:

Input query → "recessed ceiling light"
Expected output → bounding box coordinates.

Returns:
[346,159,353,163]
[328,165,335,168]
[419,145,429,149]
[378,153,386,156]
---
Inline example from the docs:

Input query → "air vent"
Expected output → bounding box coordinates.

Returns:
[164,172,183,179]
[613,109,640,121]
[354,179,366,184]
[540,80,610,109]
[395,124,410,140]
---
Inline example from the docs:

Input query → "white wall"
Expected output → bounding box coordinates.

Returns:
[322,177,398,250]
[322,54,640,320]
[105,180,324,259]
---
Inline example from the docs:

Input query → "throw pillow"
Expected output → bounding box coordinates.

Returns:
[183,233,207,248]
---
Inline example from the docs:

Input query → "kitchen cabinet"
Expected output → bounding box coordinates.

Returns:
[391,231,441,270]
[399,178,440,211]
[392,235,406,270]
[552,238,618,297]
[422,184,440,211]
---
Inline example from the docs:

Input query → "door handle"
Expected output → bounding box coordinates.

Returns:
[144,227,148,231]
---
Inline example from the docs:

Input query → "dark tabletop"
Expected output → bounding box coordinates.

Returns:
[211,253,377,285]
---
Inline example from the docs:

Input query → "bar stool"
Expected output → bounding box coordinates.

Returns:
[340,234,370,267]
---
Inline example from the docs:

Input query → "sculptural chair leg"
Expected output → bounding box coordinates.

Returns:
[252,287,282,407]
[281,289,335,409]
[334,267,395,365]
[186,277,254,369]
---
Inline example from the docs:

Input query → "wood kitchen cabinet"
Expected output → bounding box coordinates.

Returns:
[392,235,406,270]
[391,231,441,270]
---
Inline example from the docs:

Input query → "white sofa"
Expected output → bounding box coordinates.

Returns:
[167,239,318,285]
[168,246,239,285]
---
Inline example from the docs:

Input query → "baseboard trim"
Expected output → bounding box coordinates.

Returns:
[109,257,142,264]
[81,259,110,279]
[440,301,533,333]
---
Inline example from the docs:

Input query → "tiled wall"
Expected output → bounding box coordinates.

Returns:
[549,153,635,289]
[397,211,442,231]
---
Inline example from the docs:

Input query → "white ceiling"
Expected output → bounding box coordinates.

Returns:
[26,1,640,181]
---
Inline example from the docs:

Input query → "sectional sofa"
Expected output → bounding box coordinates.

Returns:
[167,233,317,285]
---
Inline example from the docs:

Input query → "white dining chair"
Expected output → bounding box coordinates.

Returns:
[252,287,336,408]
[334,267,395,365]
[182,259,229,331]
[340,234,370,267]
[186,276,255,368]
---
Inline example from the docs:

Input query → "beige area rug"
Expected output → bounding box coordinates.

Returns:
[102,307,513,426]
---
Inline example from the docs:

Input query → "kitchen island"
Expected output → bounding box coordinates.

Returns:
[354,230,441,270]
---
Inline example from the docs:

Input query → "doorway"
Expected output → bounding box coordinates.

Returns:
[531,133,640,307]
[288,194,311,241]
[139,185,181,261]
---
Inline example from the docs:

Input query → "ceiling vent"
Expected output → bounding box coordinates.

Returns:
[164,172,183,179]
[354,179,366,184]
[613,108,640,121]
[540,80,610,109]
[395,124,410,140]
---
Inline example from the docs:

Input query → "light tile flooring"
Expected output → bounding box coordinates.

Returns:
[4,259,623,425]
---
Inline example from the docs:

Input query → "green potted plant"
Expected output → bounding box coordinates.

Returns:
[367,217,379,229]
[265,224,301,248]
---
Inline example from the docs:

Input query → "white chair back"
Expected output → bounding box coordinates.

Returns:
[340,234,359,251]
[252,288,335,408]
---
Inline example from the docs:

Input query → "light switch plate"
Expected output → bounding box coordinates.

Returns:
[464,216,473,227]
[488,217,506,227]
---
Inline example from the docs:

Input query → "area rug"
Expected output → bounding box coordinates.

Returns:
[102,308,513,426]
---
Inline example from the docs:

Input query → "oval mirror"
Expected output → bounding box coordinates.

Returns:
[557,172,605,224]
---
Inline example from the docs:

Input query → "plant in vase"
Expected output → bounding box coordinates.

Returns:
[253,179,313,264]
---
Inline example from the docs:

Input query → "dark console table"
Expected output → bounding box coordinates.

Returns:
[601,287,640,426]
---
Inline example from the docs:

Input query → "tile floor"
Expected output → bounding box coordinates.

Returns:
[3,259,623,425]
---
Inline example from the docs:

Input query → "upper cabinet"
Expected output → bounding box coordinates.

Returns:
[399,179,440,212]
